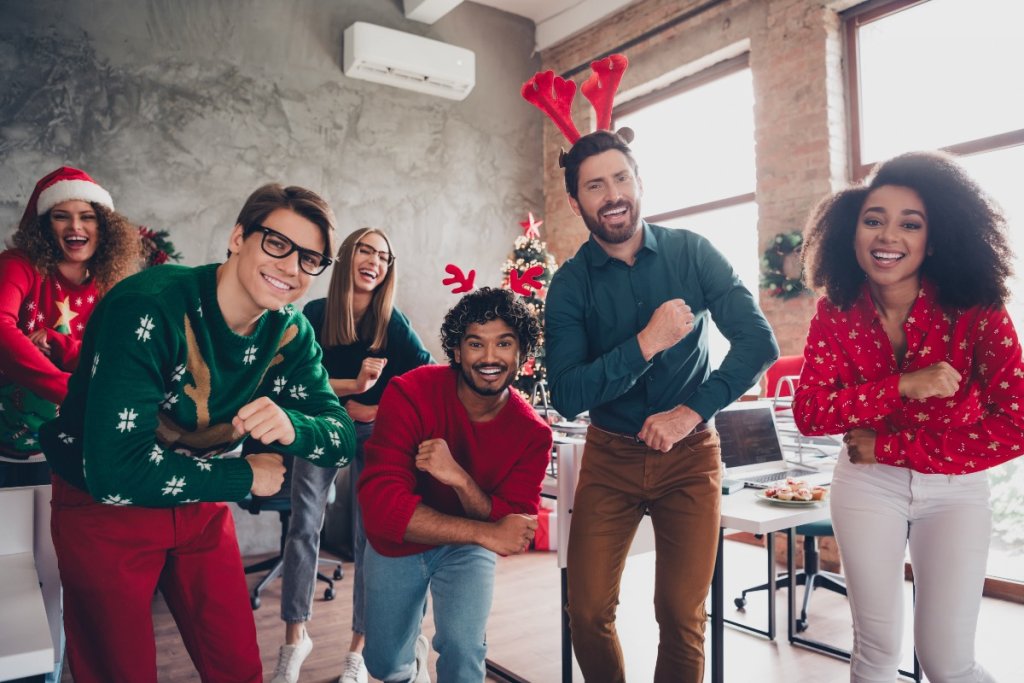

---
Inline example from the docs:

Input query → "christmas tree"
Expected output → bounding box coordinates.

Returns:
[501,212,558,402]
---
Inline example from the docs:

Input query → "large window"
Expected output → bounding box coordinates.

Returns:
[845,0,1024,585]
[615,55,758,371]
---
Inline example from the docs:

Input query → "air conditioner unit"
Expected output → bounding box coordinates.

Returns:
[343,22,475,101]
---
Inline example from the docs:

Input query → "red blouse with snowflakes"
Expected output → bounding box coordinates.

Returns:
[793,280,1024,474]
[0,249,98,403]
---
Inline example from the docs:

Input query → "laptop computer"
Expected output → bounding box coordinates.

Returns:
[712,400,833,488]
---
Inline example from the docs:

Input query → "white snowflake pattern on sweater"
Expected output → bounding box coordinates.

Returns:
[135,314,155,341]
[116,408,138,432]
[162,476,187,496]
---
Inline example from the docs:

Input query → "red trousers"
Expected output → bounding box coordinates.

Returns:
[50,474,261,683]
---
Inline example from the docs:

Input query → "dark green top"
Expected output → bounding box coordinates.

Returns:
[302,298,434,406]
[41,263,354,507]
[545,223,779,434]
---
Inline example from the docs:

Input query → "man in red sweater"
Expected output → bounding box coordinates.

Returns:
[358,287,552,683]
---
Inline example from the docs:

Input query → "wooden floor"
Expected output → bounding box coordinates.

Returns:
[63,540,1024,682]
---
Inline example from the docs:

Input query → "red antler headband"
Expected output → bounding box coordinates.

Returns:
[521,54,630,150]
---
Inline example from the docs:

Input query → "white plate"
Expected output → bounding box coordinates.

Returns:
[757,491,826,506]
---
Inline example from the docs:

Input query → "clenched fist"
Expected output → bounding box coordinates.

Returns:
[232,396,296,445]
[355,357,388,393]
[484,514,538,555]
[638,299,695,360]
[899,362,960,400]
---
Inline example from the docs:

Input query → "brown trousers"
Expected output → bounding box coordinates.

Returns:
[566,426,722,683]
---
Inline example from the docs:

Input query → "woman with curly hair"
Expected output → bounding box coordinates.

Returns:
[0,166,139,482]
[794,151,1022,683]
[271,227,433,683]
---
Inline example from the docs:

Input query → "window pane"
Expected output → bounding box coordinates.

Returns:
[661,201,759,380]
[957,145,1024,582]
[858,0,1024,163]
[617,68,756,216]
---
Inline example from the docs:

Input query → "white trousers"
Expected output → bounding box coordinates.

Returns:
[829,449,997,683]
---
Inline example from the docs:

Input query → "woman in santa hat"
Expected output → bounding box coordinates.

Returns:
[0,166,139,482]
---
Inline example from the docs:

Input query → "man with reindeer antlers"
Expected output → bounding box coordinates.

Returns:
[357,286,552,683]
[525,55,779,682]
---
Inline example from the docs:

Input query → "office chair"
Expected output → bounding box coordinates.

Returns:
[237,455,344,610]
[734,355,846,631]
[734,519,846,631]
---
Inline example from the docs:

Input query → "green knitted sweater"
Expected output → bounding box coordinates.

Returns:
[41,263,354,507]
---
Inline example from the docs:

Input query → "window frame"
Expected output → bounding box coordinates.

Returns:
[613,53,755,224]
[843,0,1024,180]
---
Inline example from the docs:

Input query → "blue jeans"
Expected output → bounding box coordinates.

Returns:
[281,421,373,631]
[362,543,496,683]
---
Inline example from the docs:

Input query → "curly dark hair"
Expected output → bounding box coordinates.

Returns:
[440,287,542,367]
[802,150,1013,310]
[12,203,141,294]
[562,130,639,200]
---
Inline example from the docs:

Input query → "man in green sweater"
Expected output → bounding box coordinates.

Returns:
[41,183,355,683]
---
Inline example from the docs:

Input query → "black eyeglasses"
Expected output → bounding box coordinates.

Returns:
[254,227,332,276]
[355,241,395,266]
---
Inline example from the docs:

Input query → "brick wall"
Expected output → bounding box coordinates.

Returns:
[537,0,855,358]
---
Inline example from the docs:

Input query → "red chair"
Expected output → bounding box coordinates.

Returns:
[764,354,804,405]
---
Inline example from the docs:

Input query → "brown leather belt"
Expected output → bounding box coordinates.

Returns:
[590,421,710,445]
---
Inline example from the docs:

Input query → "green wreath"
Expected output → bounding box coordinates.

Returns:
[760,231,808,301]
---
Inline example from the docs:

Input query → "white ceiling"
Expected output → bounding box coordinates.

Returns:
[404,0,640,51]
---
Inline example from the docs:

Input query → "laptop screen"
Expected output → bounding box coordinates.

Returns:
[714,402,785,469]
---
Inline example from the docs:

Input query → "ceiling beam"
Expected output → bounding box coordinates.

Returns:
[403,0,464,24]
[536,0,637,51]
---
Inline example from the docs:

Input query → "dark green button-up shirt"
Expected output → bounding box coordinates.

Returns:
[545,223,779,434]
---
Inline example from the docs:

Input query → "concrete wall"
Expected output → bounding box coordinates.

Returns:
[538,0,856,356]
[0,0,541,553]
[0,0,543,364]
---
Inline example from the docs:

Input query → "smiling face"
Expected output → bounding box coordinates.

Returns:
[854,184,929,293]
[351,231,392,294]
[453,319,521,397]
[568,149,643,246]
[48,200,100,267]
[226,207,324,320]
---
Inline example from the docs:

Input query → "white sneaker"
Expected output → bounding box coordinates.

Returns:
[413,634,431,683]
[338,651,368,683]
[270,632,313,683]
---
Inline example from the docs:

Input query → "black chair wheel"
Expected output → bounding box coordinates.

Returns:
[333,567,343,580]
[734,597,747,609]
[251,595,261,610]
[324,587,336,601]
[796,619,808,632]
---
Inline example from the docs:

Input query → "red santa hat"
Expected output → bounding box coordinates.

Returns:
[20,166,115,228]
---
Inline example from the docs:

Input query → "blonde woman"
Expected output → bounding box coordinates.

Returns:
[272,227,433,683]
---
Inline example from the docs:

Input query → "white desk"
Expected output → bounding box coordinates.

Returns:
[0,486,58,681]
[711,487,831,681]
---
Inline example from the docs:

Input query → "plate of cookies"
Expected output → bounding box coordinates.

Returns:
[759,479,828,506]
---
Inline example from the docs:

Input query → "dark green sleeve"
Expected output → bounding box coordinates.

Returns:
[545,267,652,420]
[387,308,435,374]
[683,238,779,420]
[82,295,253,507]
[254,313,355,468]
